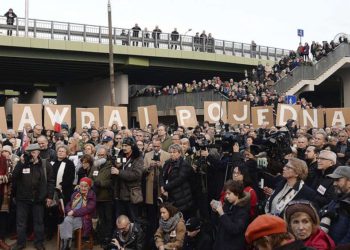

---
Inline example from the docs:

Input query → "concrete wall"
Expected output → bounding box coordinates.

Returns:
[56,73,128,124]
[339,69,350,107]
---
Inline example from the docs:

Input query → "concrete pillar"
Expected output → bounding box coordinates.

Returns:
[338,69,350,107]
[18,89,44,104]
[116,74,129,105]
[4,97,17,116]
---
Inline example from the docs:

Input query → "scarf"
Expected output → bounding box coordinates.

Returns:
[159,212,182,243]
[71,191,88,210]
[275,180,304,214]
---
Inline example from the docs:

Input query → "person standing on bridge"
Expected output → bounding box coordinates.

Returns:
[131,23,141,46]
[4,8,17,36]
[152,25,162,48]
[171,28,179,50]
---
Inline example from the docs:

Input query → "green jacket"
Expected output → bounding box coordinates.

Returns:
[89,159,113,202]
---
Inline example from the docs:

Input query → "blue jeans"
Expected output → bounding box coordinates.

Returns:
[16,200,45,246]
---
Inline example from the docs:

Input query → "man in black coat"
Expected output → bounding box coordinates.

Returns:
[304,145,319,186]
[131,23,141,46]
[183,217,212,250]
[12,143,55,250]
[336,130,350,165]
[110,215,145,250]
[171,28,179,50]
[4,8,17,36]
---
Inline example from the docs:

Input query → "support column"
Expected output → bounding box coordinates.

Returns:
[338,69,350,107]
[116,74,129,105]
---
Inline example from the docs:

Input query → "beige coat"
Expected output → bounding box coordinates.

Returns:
[144,150,170,204]
[154,218,186,250]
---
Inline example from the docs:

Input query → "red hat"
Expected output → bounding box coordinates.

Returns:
[245,215,287,244]
[80,177,92,188]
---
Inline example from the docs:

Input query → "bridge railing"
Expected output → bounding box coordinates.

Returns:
[129,90,225,112]
[272,43,350,94]
[0,16,289,61]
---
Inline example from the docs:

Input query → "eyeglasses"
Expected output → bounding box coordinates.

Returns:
[317,157,330,161]
[115,137,122,140]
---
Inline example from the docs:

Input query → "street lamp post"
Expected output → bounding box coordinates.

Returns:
[108,0,116,106]
[25,0,29,36]
[184,28,192,36]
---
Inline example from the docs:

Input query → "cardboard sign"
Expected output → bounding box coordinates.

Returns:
[44,105,71,130]
[76,108,99,132]
[325,108,350,127]
[13,104,42,131]
[227,102,251,125]
[251,106,274,128]
[204,101,227,123]
[276,104,301,126]
[299,109,324,128]
[175,106,198,128]
[104,106,128,129]
[0,107,7,132]
[138,105,158,130]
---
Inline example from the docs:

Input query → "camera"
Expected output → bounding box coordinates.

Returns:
[152,153,160,162]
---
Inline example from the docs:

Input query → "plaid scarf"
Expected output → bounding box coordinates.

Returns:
[71,191,87,210]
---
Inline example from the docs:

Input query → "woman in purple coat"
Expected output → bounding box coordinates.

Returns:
[59,177,96,250]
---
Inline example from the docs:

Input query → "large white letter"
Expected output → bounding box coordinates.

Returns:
[108,110,123,127]
[143,107,150,126]
[81,112,95,128]
[332,111,345,126]
[257,109,269,126]
[278,105,298,126]
[179,110,191,126]
[302,109,318,127]
[46,107,69,126]
[233,105,248,122]
[18,106,36,130]
[208,103,223,122]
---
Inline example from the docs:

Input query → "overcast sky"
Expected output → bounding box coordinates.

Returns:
[2,0,349,50]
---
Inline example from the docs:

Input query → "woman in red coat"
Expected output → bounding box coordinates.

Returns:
[285,200,335,250]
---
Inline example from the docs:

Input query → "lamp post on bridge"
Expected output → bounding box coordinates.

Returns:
[108,0,116,106]
[25,0,29,37]
[184,28,192,36]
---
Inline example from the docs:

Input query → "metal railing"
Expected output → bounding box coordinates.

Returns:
[129,90,225,112]
[272,43,350,94]
[0,16,290,61]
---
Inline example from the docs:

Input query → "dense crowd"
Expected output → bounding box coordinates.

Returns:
[0,119,350,250]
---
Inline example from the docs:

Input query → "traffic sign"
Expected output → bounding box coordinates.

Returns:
[285,95,297,104]
[297,29,304,37]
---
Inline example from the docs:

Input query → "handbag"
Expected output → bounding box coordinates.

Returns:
[130,186,143,204]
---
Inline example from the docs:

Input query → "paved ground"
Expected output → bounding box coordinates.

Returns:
[5,235,104,250]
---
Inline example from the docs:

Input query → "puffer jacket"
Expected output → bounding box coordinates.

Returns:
[304,228,335,250]
[160,157,193,212]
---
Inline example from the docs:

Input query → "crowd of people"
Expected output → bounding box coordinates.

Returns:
[0,119,350,250]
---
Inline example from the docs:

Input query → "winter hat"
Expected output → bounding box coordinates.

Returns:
[2,145,12,155]
[245,215,287,244]
[122,137,135,147]
[80,177,92,188]
[185,217,201,232]
[284,201,319,226]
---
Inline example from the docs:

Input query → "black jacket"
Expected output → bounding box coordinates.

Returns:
[266,179,316,215]
[111,223,145,250]
[183,230,212,250]
[40,148,57,161]
[213,195,250,250]
[305,160,318,186]
[12,158,55,202]
[336,141,350,165]
[310,166,336,208]
[160,157,193,212]
[275,240,315,250]
[52,158,76,204]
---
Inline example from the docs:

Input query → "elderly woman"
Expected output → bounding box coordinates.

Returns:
[83,143,96,157]
[264,157,316,216]
[285,200,335,250]
[160,144,193,219]
[154,202,186,250]
[59,177,96,250]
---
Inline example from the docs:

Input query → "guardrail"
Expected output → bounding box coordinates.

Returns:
[272,43,350,94]
[0,16,290,61]
[129,90,225,112]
